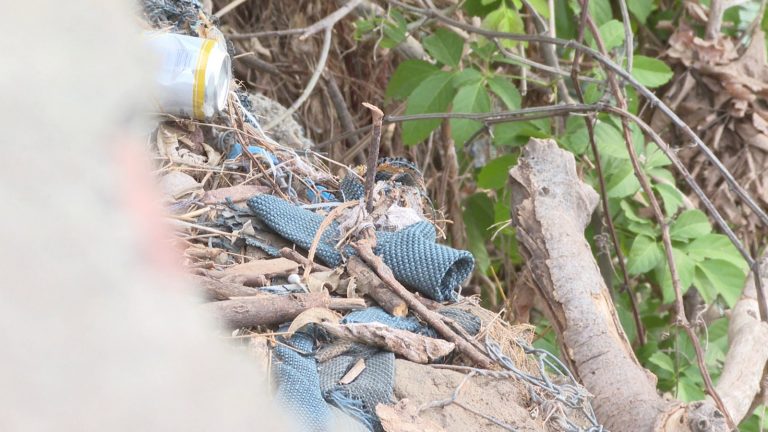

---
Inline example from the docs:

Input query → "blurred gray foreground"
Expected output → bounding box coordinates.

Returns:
[0,1,298,430]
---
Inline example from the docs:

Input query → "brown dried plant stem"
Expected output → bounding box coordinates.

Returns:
[362,103,384,214]
[352,236,494,369]
[579,7,732,426]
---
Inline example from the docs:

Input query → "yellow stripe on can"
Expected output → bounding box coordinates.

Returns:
[193,39,216,120]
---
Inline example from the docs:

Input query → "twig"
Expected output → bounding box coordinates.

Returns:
[214,0,248,18]
[233,49,281,76]
[263,26,333,131]
[617,0,633,72]
[299,0,364,40]
[226,0,363,40]
[324,73,358,148]
[227,28,304,39]
[279,247,332,272]
[362,103,384,214]
[705,0,727,40]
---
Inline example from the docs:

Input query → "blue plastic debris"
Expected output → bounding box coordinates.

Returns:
[227,143,280,164]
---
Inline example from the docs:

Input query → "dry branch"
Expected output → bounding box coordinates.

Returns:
[203,292,361,328]
[508,139,727,432]
[279,247,332,272]
[189,274,263,300]
[348,256,408,317]
[319,322,455,363]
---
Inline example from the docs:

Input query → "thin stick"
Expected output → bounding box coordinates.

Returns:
[264,26,333,131]
[362,103,384,214]
[353,237,494,369]
[214,0,248,18]
[299,0,364,40]
[617,0,634,72]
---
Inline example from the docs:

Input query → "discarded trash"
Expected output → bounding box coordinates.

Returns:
[145,32,231,119]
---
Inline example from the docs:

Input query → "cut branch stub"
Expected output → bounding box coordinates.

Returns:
[508,138,727,432]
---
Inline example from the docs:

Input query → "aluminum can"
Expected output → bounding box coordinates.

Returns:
[145,32,231,119]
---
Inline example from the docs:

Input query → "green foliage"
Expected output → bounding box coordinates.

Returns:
[631,55,674,88]
[451,81,491,145]
[372,2,759,426]
[423,28,464,67]
[385,60,439,99]
[402,71,455,145]
[629,0,657,24]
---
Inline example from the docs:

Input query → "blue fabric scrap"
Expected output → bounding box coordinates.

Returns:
[247,195,474,301]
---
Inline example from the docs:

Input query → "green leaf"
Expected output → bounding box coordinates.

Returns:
[423,28,464,67]
[386,60,439,99]
[677,378,705,402]
[628,235,663,275]
[452,68,484,87]
[648,351,675,373]
[654,183,683,215]
[478,154,518,189]
[483,5,525,49]
[685,234,748,271]
[560,117,589,155]
[494,122,546,146]
[657,248,696,304]
[527,0,551,19]
[554,0,576,39]
[628,221,658,237]
[464,193,494,272]
[670,210,711,241]
[381,10,408,49]
[595,121,628,159]
[403,71,456,145]
[695,259,746,307]
[645,144,672,169]
[632,55,674,88]
[487,76,521,109]
[464,0,500,16]
[589,0,613,25]
[451,81,491,146]
[620,199,648,224]
[629,0,656,24]
[607,164,641,198]
[598,20,626,50]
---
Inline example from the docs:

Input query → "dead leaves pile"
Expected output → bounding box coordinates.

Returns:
[652,25,768,247]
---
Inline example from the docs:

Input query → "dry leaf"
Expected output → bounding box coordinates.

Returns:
[307,268,343,293]
[286,307,340,336]
[159,171,201,200]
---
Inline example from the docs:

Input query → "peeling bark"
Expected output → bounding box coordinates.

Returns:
[508,139,728,432]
